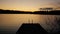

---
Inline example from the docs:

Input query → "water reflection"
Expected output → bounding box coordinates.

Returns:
[0,14,60,34]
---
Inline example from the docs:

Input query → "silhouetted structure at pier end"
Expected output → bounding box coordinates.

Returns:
[16,23,48,34]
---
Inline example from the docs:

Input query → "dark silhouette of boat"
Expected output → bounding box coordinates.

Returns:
[16,23,48,34]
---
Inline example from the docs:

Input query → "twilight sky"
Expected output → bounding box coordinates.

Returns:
[0,0,60,11]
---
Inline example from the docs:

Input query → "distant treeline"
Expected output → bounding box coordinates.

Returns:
[0,9,60,15]
[34,10,60,15]
[0,9,32,14]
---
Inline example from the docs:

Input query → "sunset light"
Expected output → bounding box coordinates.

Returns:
[0,0,60,12]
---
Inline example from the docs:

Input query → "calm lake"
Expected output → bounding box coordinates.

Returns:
[0,14,60,34]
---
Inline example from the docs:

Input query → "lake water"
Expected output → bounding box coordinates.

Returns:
[0,14,60,34]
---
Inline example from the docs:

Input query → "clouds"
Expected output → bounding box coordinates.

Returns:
[0,0,60,11]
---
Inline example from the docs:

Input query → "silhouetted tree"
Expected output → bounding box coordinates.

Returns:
[39,8,54,11]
